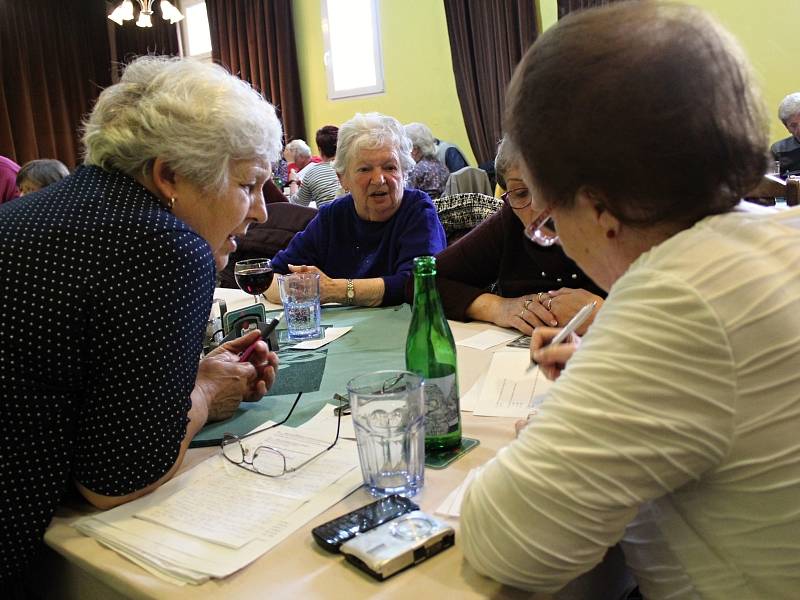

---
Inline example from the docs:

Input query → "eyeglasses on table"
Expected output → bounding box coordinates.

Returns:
[221,392,343,477]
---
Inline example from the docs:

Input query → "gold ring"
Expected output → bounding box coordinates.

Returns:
[537,292,547,304]
[519,309,526,318]
[523,298,533,310]
[545,297,553,311]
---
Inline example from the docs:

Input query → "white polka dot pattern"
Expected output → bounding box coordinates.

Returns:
[0,165,215,580]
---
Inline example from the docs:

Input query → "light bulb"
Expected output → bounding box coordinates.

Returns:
[136,12,153,27]
[160,1,185,24]
[108,6,126,25]
[121,0,135,20]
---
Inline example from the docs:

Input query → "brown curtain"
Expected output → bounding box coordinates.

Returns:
[557,0,636,19]
[0,0,112,168]
[206,0,305,142]
[443,0,538,166]
[113,4,180,67]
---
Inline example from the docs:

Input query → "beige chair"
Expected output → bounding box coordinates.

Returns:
[744,175,800,206]
[442,166,493,196]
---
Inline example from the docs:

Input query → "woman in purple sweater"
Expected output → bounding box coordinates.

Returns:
[431,138,605,335]
[267,112,447,307]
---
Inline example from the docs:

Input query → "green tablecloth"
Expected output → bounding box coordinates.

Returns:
[191,304,412,447]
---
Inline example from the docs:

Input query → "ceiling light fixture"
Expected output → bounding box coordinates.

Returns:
[108,0,185,28]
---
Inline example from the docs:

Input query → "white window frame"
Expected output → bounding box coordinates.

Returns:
[321,0,385,100]
[177,0,212,62]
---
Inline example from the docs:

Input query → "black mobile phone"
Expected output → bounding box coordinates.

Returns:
[311,495,419,553]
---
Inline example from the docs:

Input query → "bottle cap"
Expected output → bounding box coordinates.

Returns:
[413,255,436,275]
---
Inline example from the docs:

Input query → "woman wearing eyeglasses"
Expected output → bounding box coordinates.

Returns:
[429,137,604,335]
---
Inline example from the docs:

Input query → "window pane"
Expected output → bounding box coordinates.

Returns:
[324,0,384,98]
[185,2,212,56]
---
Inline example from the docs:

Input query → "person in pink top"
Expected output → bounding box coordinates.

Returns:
[0,156,20,204]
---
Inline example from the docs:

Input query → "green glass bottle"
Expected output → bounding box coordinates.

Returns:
[405,256,462,451]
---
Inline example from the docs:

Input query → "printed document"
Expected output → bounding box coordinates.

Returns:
[474,351,553,417]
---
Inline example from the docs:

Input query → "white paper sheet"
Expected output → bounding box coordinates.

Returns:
[299,406,356,440]
[474,351,553,417]
[290,326,352,350]
[435,468,479,518]
[74,425,363,585]
[456,329,520,350]
[459,373,485,412]
[136,475,303,548]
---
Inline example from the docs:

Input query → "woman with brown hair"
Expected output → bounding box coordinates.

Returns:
[461,3,800,597]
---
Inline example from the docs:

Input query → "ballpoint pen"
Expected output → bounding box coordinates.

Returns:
[526,300,597,372]
[239,313,283,362]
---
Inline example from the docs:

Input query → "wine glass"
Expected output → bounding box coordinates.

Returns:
[234,258,274,306]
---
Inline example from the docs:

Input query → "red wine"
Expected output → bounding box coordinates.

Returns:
[235,267,274,295]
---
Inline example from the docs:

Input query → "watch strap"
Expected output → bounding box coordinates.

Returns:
[346,279,355,304]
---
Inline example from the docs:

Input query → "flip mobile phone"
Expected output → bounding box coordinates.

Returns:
[311,495,419,553]
[238,315,282,362]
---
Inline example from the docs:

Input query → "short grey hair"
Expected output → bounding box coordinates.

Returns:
[83,56,282,194]
[17,159,70,188]
[494,137,518,189]
[285,139,311,160]
[778,93,800,123]
[334,113,415,176]
[404,122,437,159]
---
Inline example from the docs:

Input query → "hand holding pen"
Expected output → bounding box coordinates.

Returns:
[528,301,596,380]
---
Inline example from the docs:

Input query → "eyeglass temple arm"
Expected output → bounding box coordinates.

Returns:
[273,391,303,427]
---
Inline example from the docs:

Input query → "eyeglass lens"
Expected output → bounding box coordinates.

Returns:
[524,208,560,247]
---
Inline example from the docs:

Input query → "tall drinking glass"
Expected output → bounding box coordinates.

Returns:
[234,258,273,305]
[347,371,425,497]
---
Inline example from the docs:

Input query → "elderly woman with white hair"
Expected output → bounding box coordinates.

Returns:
[0,56,280,587]
[283,138,319,180]
[266,112,447,306]
[404,122,450,199]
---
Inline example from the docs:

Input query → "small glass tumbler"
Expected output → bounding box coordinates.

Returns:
[347,371,425,498]
[277,272,322,340]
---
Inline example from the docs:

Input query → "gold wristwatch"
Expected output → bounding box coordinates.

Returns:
[346,279,355,304]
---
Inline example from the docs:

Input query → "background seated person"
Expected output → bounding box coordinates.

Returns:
[434,136,469,173]
[770,92,800,177]
[0,155,20,204]
[0,57,280,589]
[266,112,447,307]
[218,201,317,288]
[16,158,70,195]
[461,3,800,597]
[422,137,604,335]
[288,125,340,207]
[283,138,319,180]
[405,122,450,199]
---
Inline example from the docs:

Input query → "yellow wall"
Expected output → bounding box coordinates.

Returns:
[294,1,800,159]
[292,0,477,164]
[538,0,800,144]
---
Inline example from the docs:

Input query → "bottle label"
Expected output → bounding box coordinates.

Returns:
[423,374,460,436]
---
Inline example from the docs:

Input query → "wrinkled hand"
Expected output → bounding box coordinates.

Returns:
[195,330,279,422]
[288,264,337,303]
[492,295,557,335]
[545,288,603,334]
[531,326,580,381]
